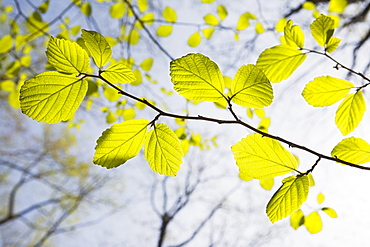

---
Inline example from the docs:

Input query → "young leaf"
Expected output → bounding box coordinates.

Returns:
[231,133,298,179]
[46,36,89,74]
[230,64,273,108]
[202,28,215,39]
[322,207,338,218]
[217,5,228,20]
[204,14,219,26]
[284,20,304,48]
[310,14,335,47]
[157,25,173,37]
[290,209,305,230]
[260,178,274,190]
[0,34,13,53]
[101,63,136,84]
[304,211,323,234]
[317,193,325,204]
[266,175,309,223]
[256,45,307,83]
[93,119,149,169]
[110,2,126,18]
[302,76,354,107]
[187,32,201,47]
[81,29,112,68]
[236,12,256,31]
[20,71,88,124]
[163,6,177,23]
[170,53,225,102]
[326,36,341,53]
[335,91,366,135]
[331,137,370,164]
[145,123,184,176]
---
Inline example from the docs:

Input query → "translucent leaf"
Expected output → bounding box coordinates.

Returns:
[329,0,347,13]
[157,25,173,37]
[304,212,322,234]
[140,58,153,71]
[138,0,148,12]
[302,76,354,107]
[103,86,121,102]
[331,137,370,164]
[322,207,338,218]
[188,32,201,47]
[275,18,287,32]
[101,63,136,84]
[94,119,149,169]
[163,6,177,23]
[303,1,315,10]
[140,13,154,25]
[326,36,341,53]
[236,12,256,31]
[38,0,50,13]
[230,64,273,108]
[202,0,215,2]
[255,22,265,34]
[260,178,274,190]
[284,20,304,48]
[204,14,219,25]
[317,193,325,204]
[290,209,305,230]
[46,36,89,74]
[239,171,253,181]
[266,175,309,223]
[122,107,136,121]
[170,53,224,102]
[310,14,335,47]
[145,123,184,176]
[110,2,126,18]
[202,28,215,39]
[0,34,13,53]
[217,5,228,20]
[232,133,298,179]
[80,2,91,16]
[81,29,112,68]
[335,91,366,135]
[256,44,307,83]
[132,69,142,85]
[20,71,88,124]
[126,29,140,45]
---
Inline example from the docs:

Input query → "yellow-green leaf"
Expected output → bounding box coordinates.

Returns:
[239,171,253,181]
[156,25,173,37]
[267,175,309,223]
[304,211,322,234]
[284,20,304,48]
[110,2,126,19]
[290,209,305,230]
[94,119,149,169]
[188,32,201,47]
[232,133,298,179]
[163,6,177,23]
[275,18,287,32]
[138,0,148,12]
[310,14,335,47]
[230,64,273,108]
[80,2,92,16]
[0,34,13,53]
[322,207,338,218]
[144,123,184,176]
[255,22,265,34]
[20,71,88,124]
[236,12,256,31]
[101,63,136,84]
[317,193,325,204]
[335,91,366,135]
[217,5,228,20]
[81,29,112,68]
[303,1,315,10]
[329,0,347,13]
[260,178,274,190]
[331,137,370,164]
[126,29,140,45]
[140,12,154,25]
[202,28,215,39]
[204,14,219,25]
[302,76,354,107]
[46,36,89,74]
[140,58,153,71]
[202,0,215,3]
[326,36,341,53]
[170,53,225,102]
[256,44,307,83]
[103,85,121,102]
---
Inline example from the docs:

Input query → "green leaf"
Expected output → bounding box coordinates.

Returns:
[202,28,215,39]
[326,36,341,53]
[256,45,307,83]
[322,207,338,218]
[20,71,88,124]
[331,137,370,165]
[81,29,112,68]
[204,14,219,25]
[157,25,173,37]
[304,212,322,234]
[310,14,335,47]
[335,91,366,135]
[236,12,256,31]
[170,53,225,102]
[231,133,298,179]
[93,119,149,169]
[138,0,148,12]
[230,64,273,108]
[110,2,126,18]
[260,178,274,190]
[101,63,136,84]
[266,175,309,223]
[0,34,13,53]
[145,123,184,176]
[80,2,92,16]
[302,76,354,107]
[329,0,347,13]
[187,32,201,47]
[284,20,304,48]
[140,58,153,71]
[290,209,305,230]
[46,36,89,74]
[125,29,140,45]
[163,6,177,23]
[217,5,228,20]
[255,22,265,34]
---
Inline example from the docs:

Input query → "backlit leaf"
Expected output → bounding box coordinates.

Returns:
[81,29,112,68]
[232,133,298,179]
[94,119,149,169]
[217,5,228,20]
[46,36,89,74]
[284,20,304,48]
[110,2,126,18]
[80,2,92,16]
[204,14,219,25]
[163,6,177,23]
[170,53,225,102]
[266,175,309,223]
[101,63,136,84]
[126,29,140,45]
[331,137,370,165]
[239,171,253,181]
[145,123,184,176]
[157,25,173,37]
[255,22,265,34]
[138,0,148,12]
[317,193,325,204]
[230,64,273,108]
[256,45,306,83]
[202,0,215,2]
[322,207,338,218]
[140,58,153,71]
[202,28,215,39]
[275,18,287,32]
[326,36,341,53]
[188,32,201,47]
[302,76,354,107]
[304,212,322,234]
[290,209,305,230]
[260,178,274,190]
[335,91,366,135]
[329,0,347,13]
[20,71,88,124]
[0,34,13,53]
[310,14,335,47]
[236,12,256,31]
